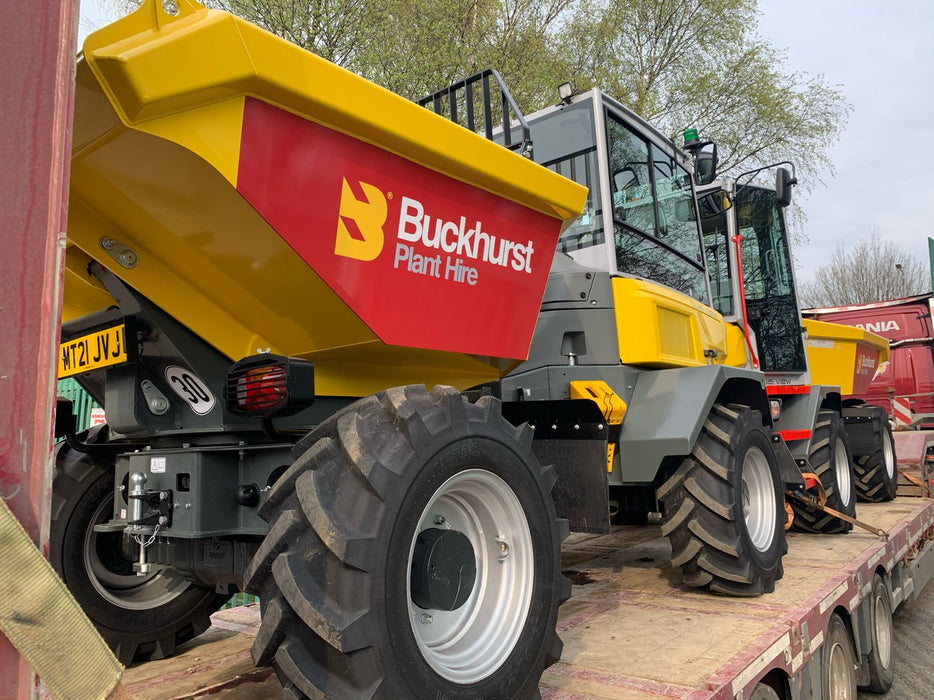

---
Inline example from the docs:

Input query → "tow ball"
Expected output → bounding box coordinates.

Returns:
[126,471,173,575]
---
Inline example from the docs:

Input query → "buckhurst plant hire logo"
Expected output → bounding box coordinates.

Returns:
[335,177,537,287]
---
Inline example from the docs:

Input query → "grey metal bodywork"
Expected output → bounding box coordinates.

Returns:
[503,256,772,499]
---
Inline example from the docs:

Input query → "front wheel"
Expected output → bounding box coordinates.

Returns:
[658,403,786,596]
[245,385,569,699]
[49,428,227,664]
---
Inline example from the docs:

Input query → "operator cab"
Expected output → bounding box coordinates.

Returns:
[518,90,712,306]
[698,168,806,377]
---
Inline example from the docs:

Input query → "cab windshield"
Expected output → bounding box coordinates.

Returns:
[702,185,805,373]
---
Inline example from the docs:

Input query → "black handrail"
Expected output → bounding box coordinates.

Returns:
[418,68,533,159]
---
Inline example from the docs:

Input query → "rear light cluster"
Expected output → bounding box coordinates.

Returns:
[224,354,315,418]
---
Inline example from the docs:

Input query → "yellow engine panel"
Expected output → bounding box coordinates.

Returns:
[612,277,729,368]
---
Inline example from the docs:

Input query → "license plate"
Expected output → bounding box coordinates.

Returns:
[59,324,128,378]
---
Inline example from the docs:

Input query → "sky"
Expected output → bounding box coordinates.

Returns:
[756,0,933,287]
[78,1,934,288]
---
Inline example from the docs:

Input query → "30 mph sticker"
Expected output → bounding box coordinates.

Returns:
[164,366,216,415]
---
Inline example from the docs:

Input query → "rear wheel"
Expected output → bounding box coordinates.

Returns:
[749,683,781,700]
[658,403,786,596]
[49,427,226,664]
[863,573,894,692]
[791,411,856,534]
[854,415,897,502]
[822,613,857,699]
[245,385,569,699]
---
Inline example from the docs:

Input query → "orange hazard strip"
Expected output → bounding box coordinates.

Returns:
[778,429,812,441]
[767,384,812,395]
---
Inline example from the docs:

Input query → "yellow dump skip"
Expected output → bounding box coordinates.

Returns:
[804,318,890,395]
[66,0,586,395]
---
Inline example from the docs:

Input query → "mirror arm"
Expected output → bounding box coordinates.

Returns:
[733,161,796,198]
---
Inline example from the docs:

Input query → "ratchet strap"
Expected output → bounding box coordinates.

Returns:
[785,472,888,538]
[0,497,126,699]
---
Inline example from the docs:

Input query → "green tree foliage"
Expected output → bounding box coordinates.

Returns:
[105,0,849,187]
[798,235,929,308]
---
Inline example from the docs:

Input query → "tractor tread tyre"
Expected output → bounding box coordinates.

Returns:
[790,411,856,534]
[657,403,786,597]
[854,411,897,503]
[246,385,569,700]
[49,427,226,665]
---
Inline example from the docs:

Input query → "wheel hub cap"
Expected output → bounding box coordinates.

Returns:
[410,528,477,611]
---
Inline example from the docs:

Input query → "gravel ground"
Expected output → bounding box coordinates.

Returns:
[859,577,934,699]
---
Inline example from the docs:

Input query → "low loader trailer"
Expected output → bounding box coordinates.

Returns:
[121,497,934,699]
[53,1,925,698]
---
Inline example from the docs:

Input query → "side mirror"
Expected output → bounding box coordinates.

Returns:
[699,190,732,217]
[694,143,718,185]
[775,167,797,207]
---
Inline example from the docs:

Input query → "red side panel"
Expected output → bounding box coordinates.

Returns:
[236,98,562,360]
[806,298,934,420]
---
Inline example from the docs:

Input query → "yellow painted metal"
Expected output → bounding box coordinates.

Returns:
[570,380,627,471]
[722,323,750,367]
[570,380,627,424]
[80,1,585,222]
[612,277,728,368]
[67,0,586,397]
[803,318,890,395]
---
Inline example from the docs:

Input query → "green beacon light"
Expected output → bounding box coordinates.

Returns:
[683,128,700,148]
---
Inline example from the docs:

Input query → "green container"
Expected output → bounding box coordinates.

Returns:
[57,378,102,435]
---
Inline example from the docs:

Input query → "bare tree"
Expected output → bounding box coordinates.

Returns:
[798,234,929,308]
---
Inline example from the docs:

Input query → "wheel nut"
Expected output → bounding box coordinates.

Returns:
[420,613,433,624]
[433,514,445,525]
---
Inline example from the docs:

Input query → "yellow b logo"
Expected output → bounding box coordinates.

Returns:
[334,177,387,261]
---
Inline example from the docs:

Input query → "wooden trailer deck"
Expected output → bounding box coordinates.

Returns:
[121,499,934,700]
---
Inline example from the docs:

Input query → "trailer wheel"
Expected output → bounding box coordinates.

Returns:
[49,427,227,665]
[822,613,857,699]
[864,573,894,692]
[658,403,785,597]
[854,416,897,503]
[245,385,569,699]
[749,683,781,700]
[791,411,856,534]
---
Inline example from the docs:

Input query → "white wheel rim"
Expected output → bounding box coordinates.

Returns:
[834,437,852,507]
[84,492,189,610]
[407,469,534,683]
[742,446,776,552]
[882,430,895,479]
[828,638,855,698]
[874,590,893,668]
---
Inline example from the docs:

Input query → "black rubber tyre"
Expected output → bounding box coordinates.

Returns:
[822,613,857,699]
[854,413,897,503]
[49,426,227,665]
[749,683,781,700]
[657,403,786,597]
[791,411,856,534]
[863,573,895,693]
[244,385,570,699]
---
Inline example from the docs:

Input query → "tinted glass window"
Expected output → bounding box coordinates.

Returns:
[527,103,604,253]
[606,111,707,303]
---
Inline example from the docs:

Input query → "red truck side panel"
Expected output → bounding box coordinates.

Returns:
[804,296,934,423]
